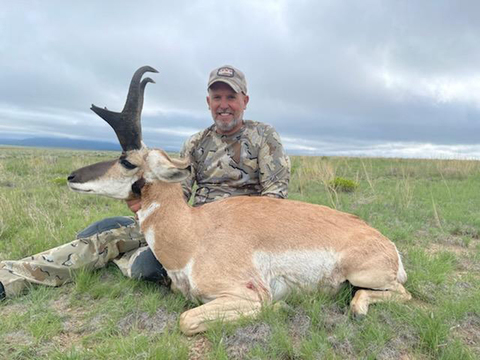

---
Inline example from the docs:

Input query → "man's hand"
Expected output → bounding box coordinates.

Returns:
[126,198,142,213]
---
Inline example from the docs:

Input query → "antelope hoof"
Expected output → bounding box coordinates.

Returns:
[352,311,367,321]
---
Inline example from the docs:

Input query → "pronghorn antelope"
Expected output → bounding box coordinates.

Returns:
[68,66,411,335]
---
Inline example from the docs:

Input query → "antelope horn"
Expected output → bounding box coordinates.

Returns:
[91,66,158,151]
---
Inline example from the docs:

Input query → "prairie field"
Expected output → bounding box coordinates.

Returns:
[0,146,479,359]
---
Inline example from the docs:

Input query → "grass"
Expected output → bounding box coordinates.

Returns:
[1,146,480,359]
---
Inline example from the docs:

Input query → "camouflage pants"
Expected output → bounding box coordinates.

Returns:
[0,217,169,299]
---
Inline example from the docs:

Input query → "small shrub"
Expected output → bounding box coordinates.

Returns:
[51,177,68,186]
[329,177,358,193]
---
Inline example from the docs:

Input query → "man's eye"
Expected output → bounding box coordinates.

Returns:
[120,159,137,170]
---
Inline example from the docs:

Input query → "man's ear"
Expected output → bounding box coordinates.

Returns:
[146,150,191,183]
[243,94,249,108]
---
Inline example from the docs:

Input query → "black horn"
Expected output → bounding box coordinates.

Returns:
[91,66,158,151]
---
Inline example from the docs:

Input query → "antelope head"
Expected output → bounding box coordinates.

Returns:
[67,66,190,200]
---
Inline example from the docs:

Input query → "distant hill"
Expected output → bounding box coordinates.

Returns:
[0,137,121,151]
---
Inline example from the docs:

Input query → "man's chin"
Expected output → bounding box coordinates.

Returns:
[215,119,238,133]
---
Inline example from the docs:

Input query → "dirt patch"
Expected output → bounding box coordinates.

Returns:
[84,313,109,333]
[285,309,312,356]
[376,326,418,360]
[117,307,177,335]
[327,334,355,359]
[322,305,361,359]
[60,309,88,333]
[2,330,35,348]
[51,331,85,350]
[434,231,480,250]
[188,336,212,360]
[427,240,480,274]
[0,302,29,316]
[378,348,416,360]
[288,309,311,340]
[42,293,97,353]
[427,241,469,256]
[2,330,38,359]
[451,272,480,298]
[450,225,479,239]
[50,294,71,311]
[323,304,349,332]
[224,322,272,359]
[50,294,96,333]
[456,257,480,273]
[322,305,356,358]
[453,313,480,356]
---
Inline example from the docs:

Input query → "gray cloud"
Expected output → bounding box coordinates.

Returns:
[1,0,479,158]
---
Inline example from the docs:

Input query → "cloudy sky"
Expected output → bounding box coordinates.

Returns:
[1,1,479,159]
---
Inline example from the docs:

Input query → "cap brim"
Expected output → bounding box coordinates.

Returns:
[208,79,242,93]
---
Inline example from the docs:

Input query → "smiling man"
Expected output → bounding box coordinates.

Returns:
[180,65,290,206]
[208,67,249,134]
[0,65,290,300]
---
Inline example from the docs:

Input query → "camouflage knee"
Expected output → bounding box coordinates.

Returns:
[0,267,30,299]
[77,216,145,254]
[130,247,171,287]
[77,216,136,238]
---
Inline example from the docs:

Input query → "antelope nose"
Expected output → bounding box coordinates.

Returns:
[67,173,77,183]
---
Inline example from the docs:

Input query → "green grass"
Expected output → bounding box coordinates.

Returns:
[1,147,480,359]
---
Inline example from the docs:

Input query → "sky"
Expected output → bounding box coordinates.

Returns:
[1,0,479,159]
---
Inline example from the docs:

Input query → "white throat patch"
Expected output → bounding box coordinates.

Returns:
[137,202,160,224]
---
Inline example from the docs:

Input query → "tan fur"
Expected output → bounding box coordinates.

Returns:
[70,148,411,335]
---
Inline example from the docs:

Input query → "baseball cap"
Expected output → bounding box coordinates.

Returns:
[208,65,247,94]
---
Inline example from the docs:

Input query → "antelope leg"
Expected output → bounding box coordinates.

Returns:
[179,296,263,335]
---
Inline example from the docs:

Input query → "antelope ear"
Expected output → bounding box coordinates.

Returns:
[146,150,191,183]
[169,155,191,170]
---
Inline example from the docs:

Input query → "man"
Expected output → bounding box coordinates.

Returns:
[0,65,290,300]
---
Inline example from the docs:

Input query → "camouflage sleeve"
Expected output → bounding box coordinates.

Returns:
[258,126,290,198]
[179,138,196,202]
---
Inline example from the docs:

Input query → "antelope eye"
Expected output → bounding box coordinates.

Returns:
[120,159,137,170]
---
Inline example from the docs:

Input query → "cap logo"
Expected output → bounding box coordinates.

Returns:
[217,67,234,77]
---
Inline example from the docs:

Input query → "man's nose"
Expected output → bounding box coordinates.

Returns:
[219,97,229,108]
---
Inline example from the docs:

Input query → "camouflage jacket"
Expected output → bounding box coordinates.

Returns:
[180,120,291,207]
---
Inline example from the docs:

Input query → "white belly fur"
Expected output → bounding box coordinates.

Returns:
[253,249,341,301]
[166,258,198,301]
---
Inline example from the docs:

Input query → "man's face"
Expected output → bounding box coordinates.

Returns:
[207,82,249,135]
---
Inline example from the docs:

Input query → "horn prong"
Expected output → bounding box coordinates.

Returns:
[90,66,157,151]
